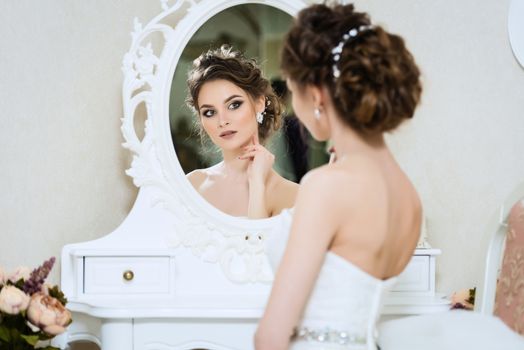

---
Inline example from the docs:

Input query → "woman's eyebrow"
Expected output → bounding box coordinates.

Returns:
[199,95,242,110]
[199,104,213,110]
[224,94,242,104]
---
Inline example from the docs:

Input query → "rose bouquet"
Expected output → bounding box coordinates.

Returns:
[0,257,72,350]
[450,287,476,310]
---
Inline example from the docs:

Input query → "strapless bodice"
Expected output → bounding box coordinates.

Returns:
[266,209,397,350]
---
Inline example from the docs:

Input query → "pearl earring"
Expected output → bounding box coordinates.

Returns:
[314,108,321,120]
[256,111,264,124]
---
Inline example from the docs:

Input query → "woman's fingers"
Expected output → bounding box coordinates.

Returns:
[239,143,275,161]
[252,132,260,145]
[238,150,258,159]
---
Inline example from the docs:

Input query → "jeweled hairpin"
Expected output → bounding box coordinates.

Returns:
[331,24,374,81]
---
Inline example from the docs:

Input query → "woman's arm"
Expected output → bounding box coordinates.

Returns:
[241,137,275,219]
[248,178,270,218]
[254,168,344,349]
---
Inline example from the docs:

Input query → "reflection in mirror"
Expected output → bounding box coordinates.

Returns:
[170,4,329,180]
[169,4,329,218]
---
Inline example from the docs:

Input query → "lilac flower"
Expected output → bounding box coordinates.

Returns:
[22,257,56,295]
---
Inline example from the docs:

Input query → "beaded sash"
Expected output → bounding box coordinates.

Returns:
[291,326,367,346]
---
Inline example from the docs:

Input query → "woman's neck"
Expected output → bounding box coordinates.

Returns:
[330,118,388,161]
[219,147,250,177]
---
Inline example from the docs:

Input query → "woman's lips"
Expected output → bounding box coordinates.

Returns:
[219,130,237,139]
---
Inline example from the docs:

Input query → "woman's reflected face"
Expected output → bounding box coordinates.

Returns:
[197,79,263,150]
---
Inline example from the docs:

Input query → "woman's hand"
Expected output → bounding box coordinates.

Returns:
[239,134,274,219]
[240,135,275,186]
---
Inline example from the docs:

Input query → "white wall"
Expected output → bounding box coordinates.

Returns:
[353,0,524,293]
[1,0,523,301]
[0,0,160,283]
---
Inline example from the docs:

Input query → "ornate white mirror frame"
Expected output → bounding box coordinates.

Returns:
[508,0,524,68]
[59,2,308,348]
[121,0,308,283]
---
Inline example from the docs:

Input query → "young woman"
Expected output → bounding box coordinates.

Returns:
[186,46,298,219]
[255,3,422,349]
[256,4,524,350]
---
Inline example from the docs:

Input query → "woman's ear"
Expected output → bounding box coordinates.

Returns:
[255,95,265,113]
[306,84,324,109]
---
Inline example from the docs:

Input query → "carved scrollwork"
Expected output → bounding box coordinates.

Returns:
[120,0,299,283]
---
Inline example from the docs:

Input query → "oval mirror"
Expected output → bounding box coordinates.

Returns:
[120,0,310,282]
[168,4,329,217]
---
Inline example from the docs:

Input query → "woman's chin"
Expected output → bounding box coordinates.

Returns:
[216,139,247,152]
[310,130,330,142]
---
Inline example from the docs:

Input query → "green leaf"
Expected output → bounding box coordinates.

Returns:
[467,287,476,305]
[21,333,39,346]
[38,332,54,341]
[14,279,25,290]
[0,324,10,342]
[48,286,68,306]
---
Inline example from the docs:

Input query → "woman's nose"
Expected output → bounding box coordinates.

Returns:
[218,114,230,127]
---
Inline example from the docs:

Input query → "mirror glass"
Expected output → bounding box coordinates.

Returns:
[169,3,329,185]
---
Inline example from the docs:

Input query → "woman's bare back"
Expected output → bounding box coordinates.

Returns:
[325,153,422,280]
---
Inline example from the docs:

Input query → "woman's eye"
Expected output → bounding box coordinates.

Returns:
[228,100,243,110]
[202,109,215,118]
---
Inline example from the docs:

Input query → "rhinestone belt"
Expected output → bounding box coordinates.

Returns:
[291,326,367,345]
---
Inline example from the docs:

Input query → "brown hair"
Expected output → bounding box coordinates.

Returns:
[281,3,422,134]
[186,45,283,144]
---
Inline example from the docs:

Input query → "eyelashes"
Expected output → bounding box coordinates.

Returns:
[202,109,215,118]
[200,100,244,118]
[228,100,243,110]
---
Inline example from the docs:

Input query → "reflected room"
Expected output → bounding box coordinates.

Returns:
[169,4,329,183]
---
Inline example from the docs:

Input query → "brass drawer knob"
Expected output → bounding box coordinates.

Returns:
[123,270,134,281]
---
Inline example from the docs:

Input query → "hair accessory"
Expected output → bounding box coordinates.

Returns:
[331,24,373,81]
[314,108,321,120]
[256,111,264,124]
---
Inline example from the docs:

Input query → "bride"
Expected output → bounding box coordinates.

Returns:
[185,46,298,219]
[256,3,524,350]
[255,3,422,349]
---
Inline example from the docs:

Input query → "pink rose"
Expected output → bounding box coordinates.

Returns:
[27,292,72,335]
[9,266,31,283]
[451,288,474,310]
[0,267,6,285]
[0,285,30,314]
[40,283,52,295]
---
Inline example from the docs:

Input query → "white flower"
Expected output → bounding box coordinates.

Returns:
[9,266,31,283]
[0,285,30,314]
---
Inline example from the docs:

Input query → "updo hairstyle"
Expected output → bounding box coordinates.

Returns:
[186,45,283,144]
[281,4,422,135]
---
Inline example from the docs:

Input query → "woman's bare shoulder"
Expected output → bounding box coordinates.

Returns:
[299,163,380,210]
[186,168,209,189]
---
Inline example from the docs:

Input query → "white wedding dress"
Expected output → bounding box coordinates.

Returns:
[266,209,524,350]
[265,209,396,350]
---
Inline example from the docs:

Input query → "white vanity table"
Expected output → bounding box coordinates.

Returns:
[58,1,449,349]
[59,191,448,349]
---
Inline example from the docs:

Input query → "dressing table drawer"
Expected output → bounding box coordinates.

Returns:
[392,255,431,293]
[83,257,170,295]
